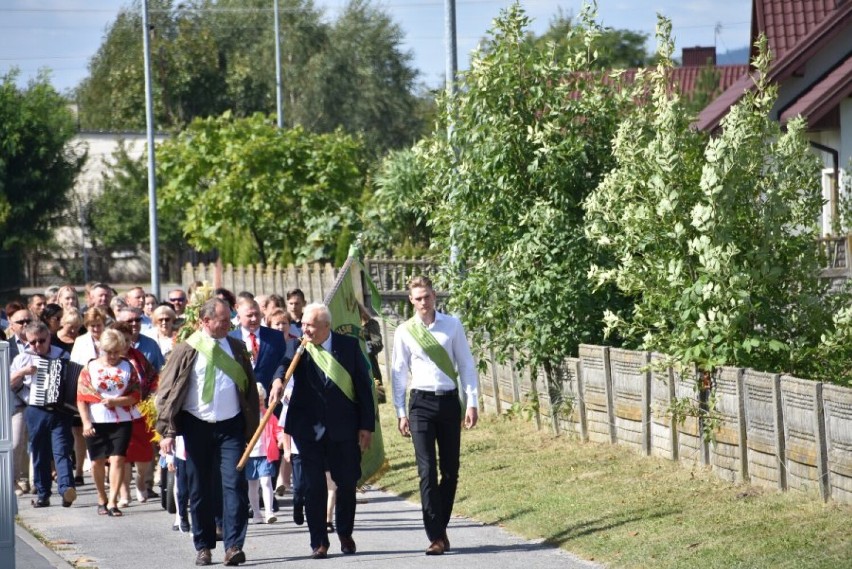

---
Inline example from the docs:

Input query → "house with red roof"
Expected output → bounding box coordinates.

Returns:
[697,0,852,236]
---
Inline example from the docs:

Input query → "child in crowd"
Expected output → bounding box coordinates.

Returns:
[247,383,284,524]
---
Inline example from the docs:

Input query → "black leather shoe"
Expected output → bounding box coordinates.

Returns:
[442,532,450,552]
[31,498,50,508]
[311,544,328,559]
[223,546,246,566]
[195,548,212,566]
[339,535,356,554]
[293,504,304,526]
[179,514,190,533]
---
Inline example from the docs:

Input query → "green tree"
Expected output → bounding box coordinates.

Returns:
[299,0,423,155]
[85,140,188,279]
[75,0,424,156]
[417,4,630,377]
[584,24,835,380]
[0,70,83,251]
[361,146,431,257]
[156,112,367,265]
[511,7,652,69]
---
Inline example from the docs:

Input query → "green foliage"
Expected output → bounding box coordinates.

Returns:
[156,112,367,265]
[0,69,83,251]
[298,0,424,156]
[417,3,631,370]
[684,63,722,115]
[86,140,188,266]
[75,0,425,156]
[361,146,432,257]
[502,5,652,69]
[584,24,837,380]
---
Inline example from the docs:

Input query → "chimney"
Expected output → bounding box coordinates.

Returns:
[682,46,717,67]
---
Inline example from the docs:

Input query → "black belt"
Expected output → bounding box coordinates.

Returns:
[411,388,458,398]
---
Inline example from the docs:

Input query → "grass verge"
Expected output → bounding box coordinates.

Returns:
[374,403,852,568]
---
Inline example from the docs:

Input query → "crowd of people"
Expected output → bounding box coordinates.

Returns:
[4,276,480,565]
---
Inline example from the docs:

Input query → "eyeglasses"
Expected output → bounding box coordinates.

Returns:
[28,338,49,346]
[123,317,143,323]
[169,297,187,302]
[13,319,32,325]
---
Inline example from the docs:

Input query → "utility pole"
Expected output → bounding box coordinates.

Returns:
[142,0,160,299]
[274,0,284,128]
[444,0,460,269]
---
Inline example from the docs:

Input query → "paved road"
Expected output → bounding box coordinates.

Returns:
[15,481,600,569]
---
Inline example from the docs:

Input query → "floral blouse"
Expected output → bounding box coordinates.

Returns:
[77,358,142,423]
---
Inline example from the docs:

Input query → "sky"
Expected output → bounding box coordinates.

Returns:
[0,0,753,94]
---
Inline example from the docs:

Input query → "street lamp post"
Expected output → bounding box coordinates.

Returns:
[141,0,160,299]
[274,0,284,128]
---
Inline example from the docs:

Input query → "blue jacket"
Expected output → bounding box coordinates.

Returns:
[228,325,287,393]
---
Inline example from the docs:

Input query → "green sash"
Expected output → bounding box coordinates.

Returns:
[186,331,249,403]
[305,342,356,402]
[405,316,460,391]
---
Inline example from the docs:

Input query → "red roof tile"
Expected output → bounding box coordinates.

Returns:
[698,0,852,131]
[753,0,836,61]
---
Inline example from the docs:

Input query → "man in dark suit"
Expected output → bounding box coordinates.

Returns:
[229,297,287,397]
[269,303,375,560]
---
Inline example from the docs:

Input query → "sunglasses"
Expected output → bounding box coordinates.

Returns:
[169,297,187,302]
[13,319,32,325]
[158,318,174,322]
[28,338,49,346]
[123,317,143,323]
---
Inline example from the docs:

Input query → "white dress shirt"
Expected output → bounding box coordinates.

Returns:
[391,311,479,418]
[183,335,241,423]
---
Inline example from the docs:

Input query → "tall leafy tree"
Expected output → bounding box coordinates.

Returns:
[156,112,367,265]
[417,4,630,378]
[0,70,83,251]
[85,141,187,279]
[299,0,423,155]
[584,24,835,379]
[75,0,423,156]
[361,146,431,257]
[505,7,652,69]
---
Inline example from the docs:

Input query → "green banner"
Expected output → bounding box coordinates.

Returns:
[328,250,387,485]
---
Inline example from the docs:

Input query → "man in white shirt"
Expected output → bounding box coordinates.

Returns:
[156,298,260,567]
[391,275,479,556]
[124,287,153,330]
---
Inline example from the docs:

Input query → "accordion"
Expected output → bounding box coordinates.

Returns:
[28,357,84,416]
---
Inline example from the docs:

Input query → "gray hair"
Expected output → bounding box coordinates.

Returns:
[199,297,230,320]
[24,321,50,338]
[303,303,331,326]
[118,306,143,317]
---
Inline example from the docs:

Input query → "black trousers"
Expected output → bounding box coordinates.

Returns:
[296,434,361,550]
[409,389,462,542]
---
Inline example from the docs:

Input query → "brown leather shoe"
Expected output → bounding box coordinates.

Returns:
[425,539,445,556]
[339,535,356,555]
[195,548,212,566]
[311,544,329,559]
[442,532,450,552]
[223,546,246,566]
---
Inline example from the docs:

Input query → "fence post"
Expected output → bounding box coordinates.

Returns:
[641,351,652,456]
[773,373,787,491]
[816,382,830,501]
[489,347,501,415]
